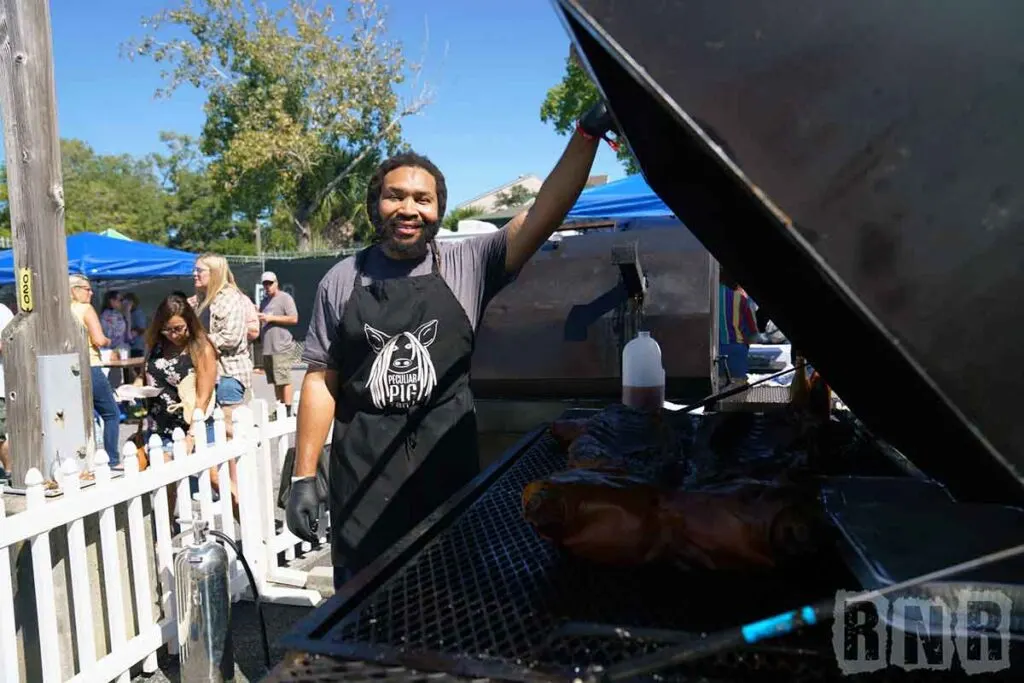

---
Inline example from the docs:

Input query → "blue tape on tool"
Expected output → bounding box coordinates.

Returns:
[741,605,817,644]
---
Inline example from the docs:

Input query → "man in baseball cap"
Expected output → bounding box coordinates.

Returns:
[257,271,300,411]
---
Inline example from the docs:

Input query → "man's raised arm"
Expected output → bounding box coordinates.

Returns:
[504,102,617,273]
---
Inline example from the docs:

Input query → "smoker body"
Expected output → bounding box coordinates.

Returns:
[175,521,234,682]
[472,226,719,404]
[271,411,1024,682]
[553,0,1024,504]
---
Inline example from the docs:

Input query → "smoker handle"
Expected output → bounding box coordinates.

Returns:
[564,283,629,342]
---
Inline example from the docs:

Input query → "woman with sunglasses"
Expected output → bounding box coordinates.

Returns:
[130,293,235,517]
[70,275,121,463]
[133,293,217,451]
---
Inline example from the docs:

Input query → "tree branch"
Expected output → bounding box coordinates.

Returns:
[305,90,432,219]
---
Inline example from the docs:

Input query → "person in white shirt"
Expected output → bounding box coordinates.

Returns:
[0,301,15,475]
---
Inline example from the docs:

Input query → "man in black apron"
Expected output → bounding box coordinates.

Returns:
[287,102,618,588]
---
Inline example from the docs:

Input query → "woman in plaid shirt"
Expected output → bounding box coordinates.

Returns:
[193,253,254,409]
[193,253,255,511]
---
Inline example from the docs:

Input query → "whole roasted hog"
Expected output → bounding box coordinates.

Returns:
[548,404,690,487]
[522,467,823,571]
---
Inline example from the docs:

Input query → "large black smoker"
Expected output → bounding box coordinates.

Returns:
[265,1,1024,680]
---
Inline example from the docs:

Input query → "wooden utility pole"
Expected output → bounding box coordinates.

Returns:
[0,1,94,487]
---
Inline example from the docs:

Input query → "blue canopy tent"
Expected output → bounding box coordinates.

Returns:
[0,232,196,285]
[565,174,683,229]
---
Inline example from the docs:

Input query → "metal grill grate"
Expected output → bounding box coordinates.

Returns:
[315,431,853,679]
[717,383,791,412]
[264,654,470,683]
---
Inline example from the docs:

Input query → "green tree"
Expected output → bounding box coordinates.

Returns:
[290,147,382,249]
[442,205,483,231]
[492,184,536,211]
[154,132,239,252]
[126,0,431,251]
[1,142,168,243]
[540,56,640,174]
[60,139,169,242]
[155,132,300,255]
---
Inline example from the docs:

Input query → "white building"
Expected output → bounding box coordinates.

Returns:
[453,175,544,215]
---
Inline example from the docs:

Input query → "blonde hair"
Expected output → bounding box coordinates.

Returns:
[193,253,239,315]
[69,274,91,301]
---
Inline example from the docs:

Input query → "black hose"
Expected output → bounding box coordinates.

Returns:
[208,529,272,669]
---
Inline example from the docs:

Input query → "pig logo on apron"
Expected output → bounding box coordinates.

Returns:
[364,320,439,410]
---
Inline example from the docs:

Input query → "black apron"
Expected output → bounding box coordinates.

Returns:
[329,244,480,572]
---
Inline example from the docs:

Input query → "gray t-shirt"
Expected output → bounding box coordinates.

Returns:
[303,229,514,370]
[260,290,299,355]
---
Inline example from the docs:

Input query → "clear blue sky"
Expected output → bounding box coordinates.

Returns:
[31,0,624,208]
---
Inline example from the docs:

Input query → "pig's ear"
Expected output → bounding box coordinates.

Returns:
[415,319,438,347]
[364,324,390,354]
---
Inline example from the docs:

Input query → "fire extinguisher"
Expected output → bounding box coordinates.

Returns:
[175,519,235,682]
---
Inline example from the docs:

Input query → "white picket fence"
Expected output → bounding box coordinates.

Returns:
[0,398,328,683]
[250,397,330,603]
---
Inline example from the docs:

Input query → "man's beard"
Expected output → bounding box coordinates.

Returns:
[376,216,441,259]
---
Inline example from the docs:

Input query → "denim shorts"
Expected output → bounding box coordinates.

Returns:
[216,377,246,406]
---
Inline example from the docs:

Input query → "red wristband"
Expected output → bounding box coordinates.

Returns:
[576,121,597,141]
[577,120,620,152]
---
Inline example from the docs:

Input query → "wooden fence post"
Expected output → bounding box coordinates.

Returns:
[0,1,94,486]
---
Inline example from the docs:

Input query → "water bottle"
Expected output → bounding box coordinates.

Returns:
[622,330,665,412]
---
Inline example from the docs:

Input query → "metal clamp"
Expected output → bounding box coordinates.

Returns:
[610,241,647,300]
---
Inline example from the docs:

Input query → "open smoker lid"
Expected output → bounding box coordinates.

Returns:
[553,0,1024,504]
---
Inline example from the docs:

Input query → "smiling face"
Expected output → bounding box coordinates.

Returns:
[376,166,441,259]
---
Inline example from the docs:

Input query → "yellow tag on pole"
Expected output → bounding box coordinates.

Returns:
[18,268,33,312]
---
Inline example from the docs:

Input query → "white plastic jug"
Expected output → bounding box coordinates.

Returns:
[622,330,665,411]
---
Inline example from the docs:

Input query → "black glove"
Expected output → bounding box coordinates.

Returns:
[286,476,321,544]
[578,100,619,140]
